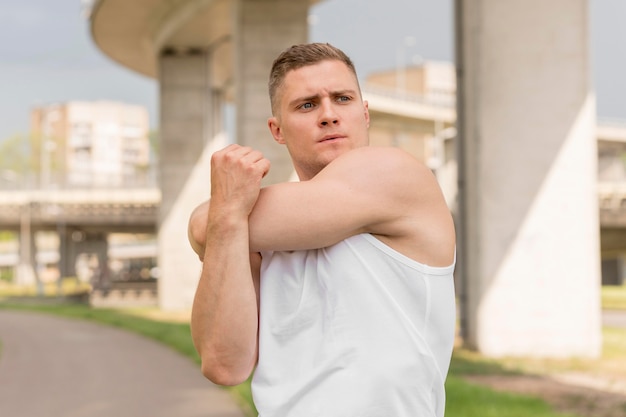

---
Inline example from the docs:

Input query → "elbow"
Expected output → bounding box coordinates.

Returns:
[188,204,208,259]
[199,356,254,387]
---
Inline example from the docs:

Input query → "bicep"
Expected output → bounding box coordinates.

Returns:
[248,180,368,252]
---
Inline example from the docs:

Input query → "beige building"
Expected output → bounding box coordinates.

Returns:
[30,101,151,188]
[367,61,456,104]
[365,62,457,180]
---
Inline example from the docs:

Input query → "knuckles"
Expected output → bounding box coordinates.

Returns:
[211,145,268,177]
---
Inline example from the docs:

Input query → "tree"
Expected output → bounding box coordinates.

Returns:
[0,133,31,170]
[0,133,34,188]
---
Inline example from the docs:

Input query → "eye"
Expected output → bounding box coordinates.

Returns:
[337,96,351,103]
[302,102,314,109]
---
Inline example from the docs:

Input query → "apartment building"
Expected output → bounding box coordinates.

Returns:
[30,101,151,188]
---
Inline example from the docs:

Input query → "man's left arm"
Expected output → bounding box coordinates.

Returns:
[190,146,455,265]
[252,146,452,255]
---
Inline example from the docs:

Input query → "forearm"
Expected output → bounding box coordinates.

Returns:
[190,212,258,386]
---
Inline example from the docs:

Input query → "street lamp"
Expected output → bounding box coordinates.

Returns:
[396,36,423,95]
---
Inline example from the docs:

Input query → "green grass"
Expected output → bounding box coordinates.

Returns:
[0,302,593,417]
[602,284,626,310]
[604,326,626,359]
[445,375,579,417]
[446,351,587,417]
[451,325,626,379]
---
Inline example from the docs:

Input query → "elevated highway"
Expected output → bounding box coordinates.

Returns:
[0,188,159,233]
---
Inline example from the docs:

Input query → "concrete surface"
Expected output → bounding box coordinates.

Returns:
[0,310,245,417]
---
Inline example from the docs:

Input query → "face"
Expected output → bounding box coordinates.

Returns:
[268,59,370,180]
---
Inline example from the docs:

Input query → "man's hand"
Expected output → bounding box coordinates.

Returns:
[209,144,271,218]
[188,145,270,260]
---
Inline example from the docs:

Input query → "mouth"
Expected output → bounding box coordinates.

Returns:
[319,134,345,143]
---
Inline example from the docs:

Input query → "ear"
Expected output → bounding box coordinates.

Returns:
[363,100,371,128]
[268,117,285,144]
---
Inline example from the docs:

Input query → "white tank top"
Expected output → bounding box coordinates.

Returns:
[253,234,456,417]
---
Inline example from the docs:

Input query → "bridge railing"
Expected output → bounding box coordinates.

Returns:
[598,181,626,210]
[0,164,158,191]
[361,85,456,109]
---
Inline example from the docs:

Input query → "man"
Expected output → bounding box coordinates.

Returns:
[188,43,456,417]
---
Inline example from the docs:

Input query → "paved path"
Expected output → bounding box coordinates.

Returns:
[0,310,245,417]
[603,309,626,329]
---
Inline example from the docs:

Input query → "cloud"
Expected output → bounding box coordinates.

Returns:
[0,1,101,68]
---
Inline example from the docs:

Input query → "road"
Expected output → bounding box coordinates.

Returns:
[603,309,626,329]
[0,310,245,417]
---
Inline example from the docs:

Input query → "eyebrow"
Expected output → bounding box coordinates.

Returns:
[288,89,359,108]
[288,94,319,108]
[332,89,358,98]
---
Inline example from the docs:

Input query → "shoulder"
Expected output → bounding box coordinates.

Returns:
[327,146,421,170]
[317,146,432,184]
[324,147,455,265]
[315,146,439,202]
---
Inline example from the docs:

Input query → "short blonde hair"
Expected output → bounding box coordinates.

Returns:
[268,43,360,115]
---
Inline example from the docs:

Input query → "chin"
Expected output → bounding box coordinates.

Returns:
[319,149,348,166]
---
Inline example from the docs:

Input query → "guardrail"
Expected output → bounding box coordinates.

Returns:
[0,188,160,229]
[361,85,456,109]
[598,182,626,227]
[0,167,158,191]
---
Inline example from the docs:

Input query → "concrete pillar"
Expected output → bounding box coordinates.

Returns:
[59,227,87,279]
[58,225,72,279]
[233,0,309,185]
[85,232,109,289]
[155,1,309,310]
[455,0,602,357]
[16,204,38,288]
[157,50,227,310]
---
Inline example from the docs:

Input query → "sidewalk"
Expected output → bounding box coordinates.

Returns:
[603,309,626,329]
[0,310,245,417]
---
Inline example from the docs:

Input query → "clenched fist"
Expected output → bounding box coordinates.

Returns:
[209,144,271,218]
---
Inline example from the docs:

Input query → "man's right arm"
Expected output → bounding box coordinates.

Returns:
[189,145,268,386]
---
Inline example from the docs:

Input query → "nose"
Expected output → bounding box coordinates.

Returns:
[319,99,339,126]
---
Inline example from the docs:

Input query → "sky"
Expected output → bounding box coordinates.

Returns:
[0,0,624,142]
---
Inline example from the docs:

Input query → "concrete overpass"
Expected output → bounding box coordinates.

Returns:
[0,187,159,292]
[85,0,602,358]
[0,188,159,232]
